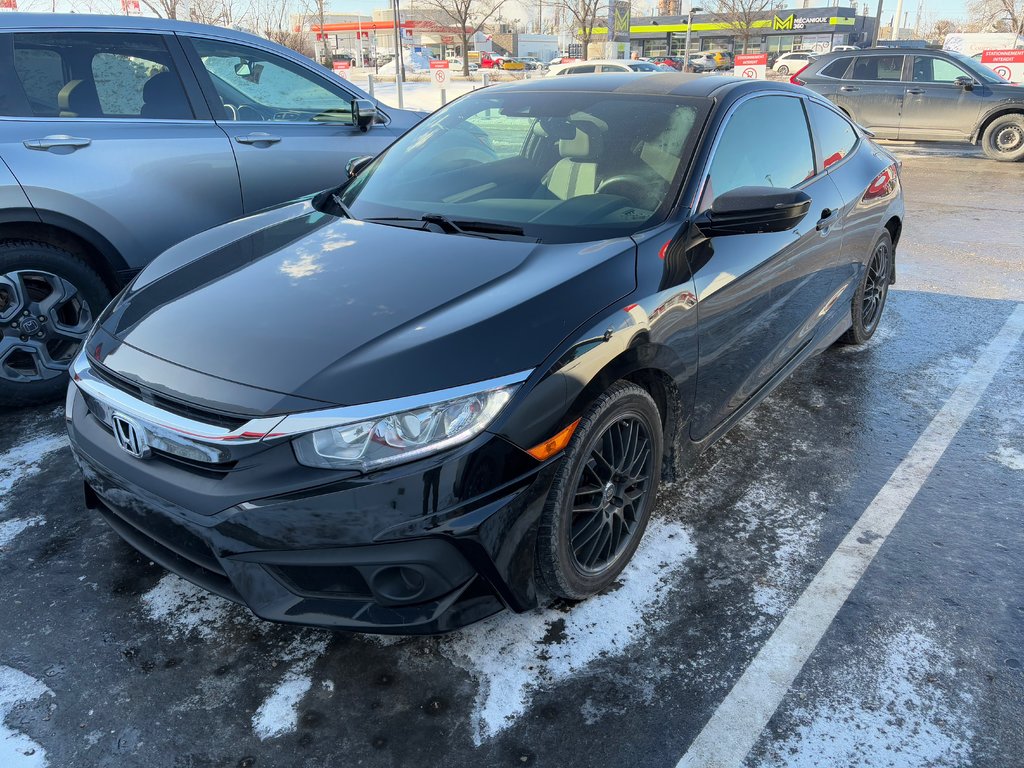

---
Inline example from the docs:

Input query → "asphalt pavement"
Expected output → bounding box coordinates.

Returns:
[0,144,1022,768]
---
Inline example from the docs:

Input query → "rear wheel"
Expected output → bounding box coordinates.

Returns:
[981,114,1024,162]
[536,382,663,601]
[777,64,790,75]
[0,241,110,407]
[839,231,893,345]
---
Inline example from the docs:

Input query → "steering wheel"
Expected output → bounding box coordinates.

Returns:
[236,104,264,121]
[596,174,661,210]
[222,103,238,120]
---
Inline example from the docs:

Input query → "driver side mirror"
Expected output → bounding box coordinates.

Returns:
[695,186,812,237]
[954,75,976,91]
[352,99,377,132]
[346,155,374,178]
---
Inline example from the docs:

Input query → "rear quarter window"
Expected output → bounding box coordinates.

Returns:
[820,58,853,79]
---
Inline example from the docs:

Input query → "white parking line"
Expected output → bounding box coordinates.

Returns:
[677,303,1024,768]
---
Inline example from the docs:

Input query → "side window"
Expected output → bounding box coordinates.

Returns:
[851,55,905,81]
[10,32,192,120]
[808,101,858,170]
[569,65,596,74]
[912,56,967,83]
[703,96,815,208]
[463,110,535,159]
[13,46,65,116]
[820,57,852,79]
[190,37,353,123]
[597,64,628,72]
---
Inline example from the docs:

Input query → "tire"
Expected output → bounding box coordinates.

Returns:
[777,65,790,75]
[536,381,664,601]
[981,114,1024,162]
[0,240,111,407]
[839,231,893,345]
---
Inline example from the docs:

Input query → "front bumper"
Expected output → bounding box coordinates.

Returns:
[67,385,558,634]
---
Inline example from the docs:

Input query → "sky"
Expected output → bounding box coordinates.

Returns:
[21,0,975,26]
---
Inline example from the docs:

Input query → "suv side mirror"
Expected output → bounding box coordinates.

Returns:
[954,75,975,91]
[352,99,377,132]
[346,155,374,178]
[695,186,812,237]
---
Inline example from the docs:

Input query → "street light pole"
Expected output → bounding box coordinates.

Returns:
[393,0,405,109]
[683,5,702,71]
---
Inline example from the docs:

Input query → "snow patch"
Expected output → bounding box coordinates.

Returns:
[0,432,67,514]
[0,665,53,768]
[437,518,695,744]
[141,574,258,640]
[0,517,46,551]
[754,625,974,768]
[992,444,1024,471]
[251,633,331,740]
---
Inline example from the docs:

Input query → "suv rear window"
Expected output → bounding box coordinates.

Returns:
[851,55,905,81]
[820,58,852,79]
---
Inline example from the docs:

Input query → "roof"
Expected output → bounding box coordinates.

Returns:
[0,13,268,46]
[487,72,803,101]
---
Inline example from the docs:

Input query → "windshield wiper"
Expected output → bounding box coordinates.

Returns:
[310,186,354,219]
[364,214,532,241]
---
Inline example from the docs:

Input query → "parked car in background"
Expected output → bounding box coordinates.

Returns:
[797,48,1024,161]
[651,56,683,70]
[772,50,818,75]
[66,73,903,634]
[548,59,663,76]
[831,44,859,52]
[517,57,547,71]
[499,57,527,71]
[0,14,421,406]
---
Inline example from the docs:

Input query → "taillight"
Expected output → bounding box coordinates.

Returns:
[863,162,899,202]
[790,64,810,86]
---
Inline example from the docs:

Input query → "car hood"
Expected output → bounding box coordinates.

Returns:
[95,201,637,412]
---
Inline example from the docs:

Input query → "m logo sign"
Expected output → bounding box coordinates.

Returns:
[773,14,795,30]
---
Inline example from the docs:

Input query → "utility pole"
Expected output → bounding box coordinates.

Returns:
[393,0,405,109]
[872,0,883,45]
[892,0,904,40]
[683,5,702,69]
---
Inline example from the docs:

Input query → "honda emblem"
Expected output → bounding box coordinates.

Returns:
[111,413,150,459]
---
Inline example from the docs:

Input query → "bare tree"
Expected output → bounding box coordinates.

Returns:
[418,0,509,75]
[968,0,1024,35]
[300,0,333,66]
[245,0,317,57]
[139,0,183,18]
[710,0,773,54]
[557,0,604,60]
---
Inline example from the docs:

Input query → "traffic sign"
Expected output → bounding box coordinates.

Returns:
[332,59,352,80]
[980,50,1024,84]
[734,53,767,80]
[430,59,451,89]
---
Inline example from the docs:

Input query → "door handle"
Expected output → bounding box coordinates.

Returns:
[905,88,925,95]
[23,135,92,151]
[235,132,282,145]
[840,86,859,92]
[816,208,839,232]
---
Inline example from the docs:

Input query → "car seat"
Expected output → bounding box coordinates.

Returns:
[543,123,604,200]
[57,80,102,118]
[140,71,192,120]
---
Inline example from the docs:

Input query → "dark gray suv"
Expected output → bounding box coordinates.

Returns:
[0,14,421,406]
[795,48,1024,163]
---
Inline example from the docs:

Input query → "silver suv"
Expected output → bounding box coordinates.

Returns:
[0,14,421,406]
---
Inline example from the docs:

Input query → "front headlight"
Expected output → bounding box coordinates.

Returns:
[292,384,518,471]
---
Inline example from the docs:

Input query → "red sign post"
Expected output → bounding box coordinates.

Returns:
[332,59,352,80]
[980,50,1024,84]
[734,53,768,80]
[430,59,451,90]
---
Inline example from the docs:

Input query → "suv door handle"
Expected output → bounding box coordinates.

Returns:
[23,135,92,151]
[235,132,282,145]
[905,87,925,94]
[816,208,840,232]
[840,85,859,92]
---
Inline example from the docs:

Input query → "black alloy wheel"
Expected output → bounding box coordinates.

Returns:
[981,114,1024,162]
[0,241,110,407]
[840,231,893,345]
[536,381,664,600]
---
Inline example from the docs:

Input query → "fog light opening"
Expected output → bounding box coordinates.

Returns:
[370,566,428,603]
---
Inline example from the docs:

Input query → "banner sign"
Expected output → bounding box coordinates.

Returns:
[980,49,1024,83]
[734,53,768,79]
[608,0,630,43]
[430,59,450,89]
[0,0,18,10]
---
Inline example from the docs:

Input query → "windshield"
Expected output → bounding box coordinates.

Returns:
[947,51,1011,83]
[338,90,708,244]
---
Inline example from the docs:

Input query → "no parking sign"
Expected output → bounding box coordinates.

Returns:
[980,50,1024,84]
[734,53,767,80]
[332,59,351,81]
[430,59,451,90]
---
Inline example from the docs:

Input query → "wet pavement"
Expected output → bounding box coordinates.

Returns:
[1,145,1022,768]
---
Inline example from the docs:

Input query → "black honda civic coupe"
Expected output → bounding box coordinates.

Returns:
[66,74,904,634]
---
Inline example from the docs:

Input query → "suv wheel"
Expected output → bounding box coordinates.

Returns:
[981,114,1024,162]
[0,241,111,407]
[777,64,790,75]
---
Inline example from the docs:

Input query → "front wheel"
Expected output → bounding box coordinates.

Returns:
[0,241,111,407]
[536,382,664,601]
[981,114,1024,162]
[839,231,893,345]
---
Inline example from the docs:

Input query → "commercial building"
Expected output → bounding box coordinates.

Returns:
[613,6,878,58]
